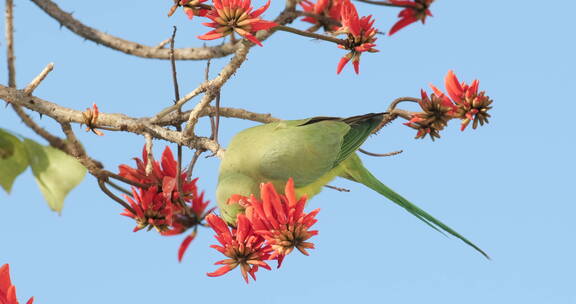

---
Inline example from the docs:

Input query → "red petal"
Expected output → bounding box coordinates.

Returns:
[248,20,278,31]
[26,297,35,304]
[207,265,233,277]
[352,58,360,74]
[445,70,464,102]
[198,30,226,40]
[250,0,271,18]
[0,264,12,291]
[388,16,416,36]
[161,147,177,177]
[178,232,197,262]
[234,29,263,46]
[336,56,351,74]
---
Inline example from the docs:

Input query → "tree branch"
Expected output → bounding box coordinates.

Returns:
[0,84,224,156]
[29,0,299,61]
[183,41,252,137]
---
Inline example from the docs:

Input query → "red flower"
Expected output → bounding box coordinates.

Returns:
[335,0,378,74]
[119,146,212,260]
[404,89,457,140]
[388,0,433,36]
[119,146,197,202]
[121,186,180,233]
[0,264,33,304]
[206,214,272,283]
[300,0,344,31]
[434,70,493,131]
[179,0,209,19]
[198,0,277,46]
[243,179,319,266]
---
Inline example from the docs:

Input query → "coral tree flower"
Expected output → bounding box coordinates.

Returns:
[300,0,344,31]
[180,0,210,19]
[404,89,456,140]
[335,0,378,74]
[0,264,33,304]
[119,146,198,202]
[119,146,211,258]
[442,70,493,131]
[198,0,277,46]
[243,179,319,266]
[208,179,320,282]
[206,214,272,283]
[406,71,493,139]
[388,0,434,36]
[121,186,177,233]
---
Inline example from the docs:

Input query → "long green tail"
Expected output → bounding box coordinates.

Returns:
[342,154,490,259]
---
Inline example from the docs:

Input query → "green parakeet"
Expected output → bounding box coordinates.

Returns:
[217,113,489,258]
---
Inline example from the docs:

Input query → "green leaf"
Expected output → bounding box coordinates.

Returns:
[23,139,86,214]
[0,129,29,193]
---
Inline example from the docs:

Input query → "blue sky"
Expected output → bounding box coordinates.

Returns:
[1,0,575,303]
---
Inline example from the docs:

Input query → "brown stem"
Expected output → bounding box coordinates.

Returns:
[354,0,410,7]
[324,185,350,192]
[169,27,187,208]
[274,25,346,45]
[106,180,132,196]
[5,0,16,88]
[98,178,136,214]
[358,149,403,157]
[387,96,420,112]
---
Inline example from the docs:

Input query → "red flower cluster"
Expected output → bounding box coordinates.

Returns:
[0,264,33,304]
[206,214,272,283]
[196,0,277,46]
[388,0,434,36]
[334,0,378,74]
[119,146,212,259]
[300,0,344,31]
[206,178,319,283]
[439,70,493,131]
[405,71,493,140]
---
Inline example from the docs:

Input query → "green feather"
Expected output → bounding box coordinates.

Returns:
[341,154,490,259]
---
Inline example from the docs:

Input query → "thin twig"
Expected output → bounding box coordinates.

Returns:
[204,58,211,81]
[373,97,420,134]
[213,91,220,143]
[354,0,409,7]
[5,1,67,149]
[106,180,132,196]
[183,41,251,139]
[144,133,154,175]
[274,25,347,45]
[98,178,136,214]
[169,26,187,208]
[105,172,149,189]
[325,185,351,192]
[186,149,205,180]
[359,149,403,157]
[387,96,420,112]
[155,37,172,49]
[23,63,54,95]
[12,105,67,149]
[5,0,16,88]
